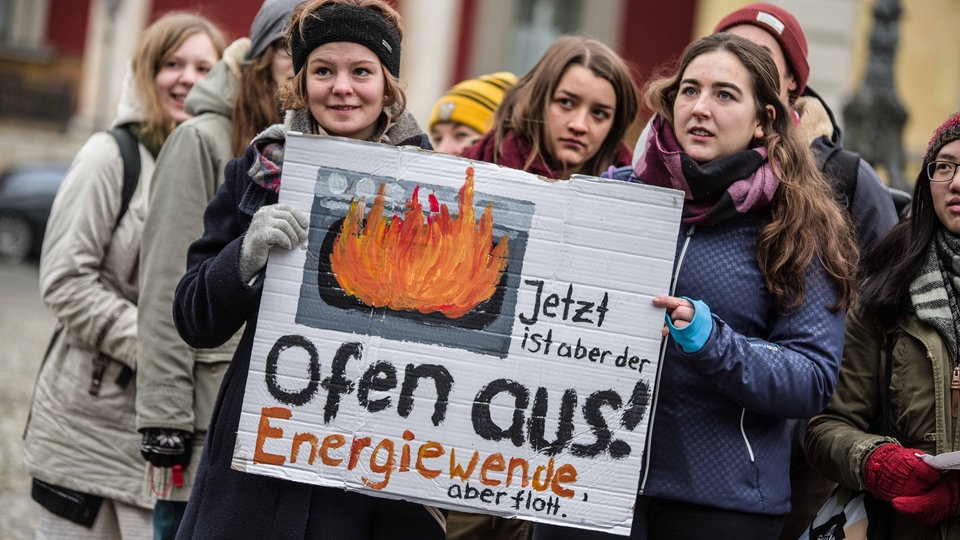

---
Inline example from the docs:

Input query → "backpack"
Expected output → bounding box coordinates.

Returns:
[101,124,140,391]
[821,143,859,210]
[108,124,141,228]
[821,141,912,220]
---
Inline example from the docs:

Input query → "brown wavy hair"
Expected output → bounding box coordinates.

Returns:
[646,33,857,311]
[279,0,406,114]
[232,41,287,156]
[131,12,226,149]
[490,35,639,178]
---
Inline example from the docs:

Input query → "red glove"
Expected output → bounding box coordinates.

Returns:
[863,444,942,501]
[891,472,960,525]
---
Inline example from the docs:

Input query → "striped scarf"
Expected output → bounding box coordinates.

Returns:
[248,105,425,193]
[910,228,960,360]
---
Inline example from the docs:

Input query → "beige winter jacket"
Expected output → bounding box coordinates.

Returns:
[134,39,248,501]
[23,72,156,508]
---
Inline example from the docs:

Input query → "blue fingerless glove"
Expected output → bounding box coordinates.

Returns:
[666,297,713,353]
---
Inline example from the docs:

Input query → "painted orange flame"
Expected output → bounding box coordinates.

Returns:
[330,167,509,318]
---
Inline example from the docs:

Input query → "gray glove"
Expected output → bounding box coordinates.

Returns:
[239,203,309,282]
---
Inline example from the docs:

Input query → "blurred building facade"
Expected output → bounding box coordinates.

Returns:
[1,0,957,180]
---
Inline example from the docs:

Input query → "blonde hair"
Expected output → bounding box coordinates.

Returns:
[131,11,226,149]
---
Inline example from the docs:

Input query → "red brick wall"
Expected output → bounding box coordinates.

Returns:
[149,0,265,42]
[45,0,91,55]
[621,0,696,122]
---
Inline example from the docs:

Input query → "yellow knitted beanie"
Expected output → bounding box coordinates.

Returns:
[429,72,517,134]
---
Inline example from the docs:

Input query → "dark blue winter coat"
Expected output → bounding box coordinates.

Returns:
[608,158,846,515]
[172,120,438,539]
[636,213,845,515]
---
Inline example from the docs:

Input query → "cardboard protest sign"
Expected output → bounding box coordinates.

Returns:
[234,133,683,535]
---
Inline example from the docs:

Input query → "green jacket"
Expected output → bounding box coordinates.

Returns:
[134,38,248,501]
[806,304,960,539]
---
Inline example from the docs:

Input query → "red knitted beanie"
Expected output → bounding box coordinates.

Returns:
[925,111,960,164]
[714,3,809,96]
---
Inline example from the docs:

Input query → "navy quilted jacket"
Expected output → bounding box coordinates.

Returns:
[606,168,848,515]
[637,214,845,515]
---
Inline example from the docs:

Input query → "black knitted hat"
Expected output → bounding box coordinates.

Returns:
[290,3,401,77]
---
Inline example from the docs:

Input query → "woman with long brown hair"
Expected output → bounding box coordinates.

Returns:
[806,112,960,538]
[136,3,299,537]
[536,32,857,540]
[462,35,638,179]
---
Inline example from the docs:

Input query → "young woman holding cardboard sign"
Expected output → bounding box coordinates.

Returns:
[171,0,439,538]
[535,32,858,540]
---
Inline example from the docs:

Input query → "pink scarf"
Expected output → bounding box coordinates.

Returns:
[636,114,779,226]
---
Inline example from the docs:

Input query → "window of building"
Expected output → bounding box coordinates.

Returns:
[509,0,584,75]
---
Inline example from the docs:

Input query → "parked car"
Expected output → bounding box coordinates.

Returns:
[0,162,69,264]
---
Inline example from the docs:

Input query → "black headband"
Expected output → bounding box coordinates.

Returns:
[291,3,401,77]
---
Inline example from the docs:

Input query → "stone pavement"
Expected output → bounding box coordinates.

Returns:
[0,262,56,540]
[0,123,85,539]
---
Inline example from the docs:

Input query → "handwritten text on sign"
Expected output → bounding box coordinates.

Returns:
[235,134,683,536]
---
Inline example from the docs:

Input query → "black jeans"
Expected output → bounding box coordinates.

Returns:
[533,496,784,540]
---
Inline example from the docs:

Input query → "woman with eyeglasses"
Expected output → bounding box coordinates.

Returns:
[806,111,960,538]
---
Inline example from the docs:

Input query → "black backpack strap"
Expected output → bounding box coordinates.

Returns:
[108,124,141,229]
[822,143,860,210]
[877,334,908,442]
[104,125,140,388]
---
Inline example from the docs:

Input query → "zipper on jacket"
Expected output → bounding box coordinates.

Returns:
[639,226,694,495]
[951,367,960,418]
[740,408,755,462]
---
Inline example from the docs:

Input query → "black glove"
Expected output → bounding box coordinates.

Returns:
[140,428,193,468]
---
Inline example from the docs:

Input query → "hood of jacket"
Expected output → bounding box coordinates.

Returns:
[796,86,843,148]
[112,64,148,128]
[183,38,249,120]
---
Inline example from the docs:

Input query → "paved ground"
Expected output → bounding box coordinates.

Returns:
[0,261,56,539]
[0,123,84,539]
[0,122,86,172]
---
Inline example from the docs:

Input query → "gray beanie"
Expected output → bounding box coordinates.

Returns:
[246,0,301,61]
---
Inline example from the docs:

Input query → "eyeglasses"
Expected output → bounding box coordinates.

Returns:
[927,160,960,182]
